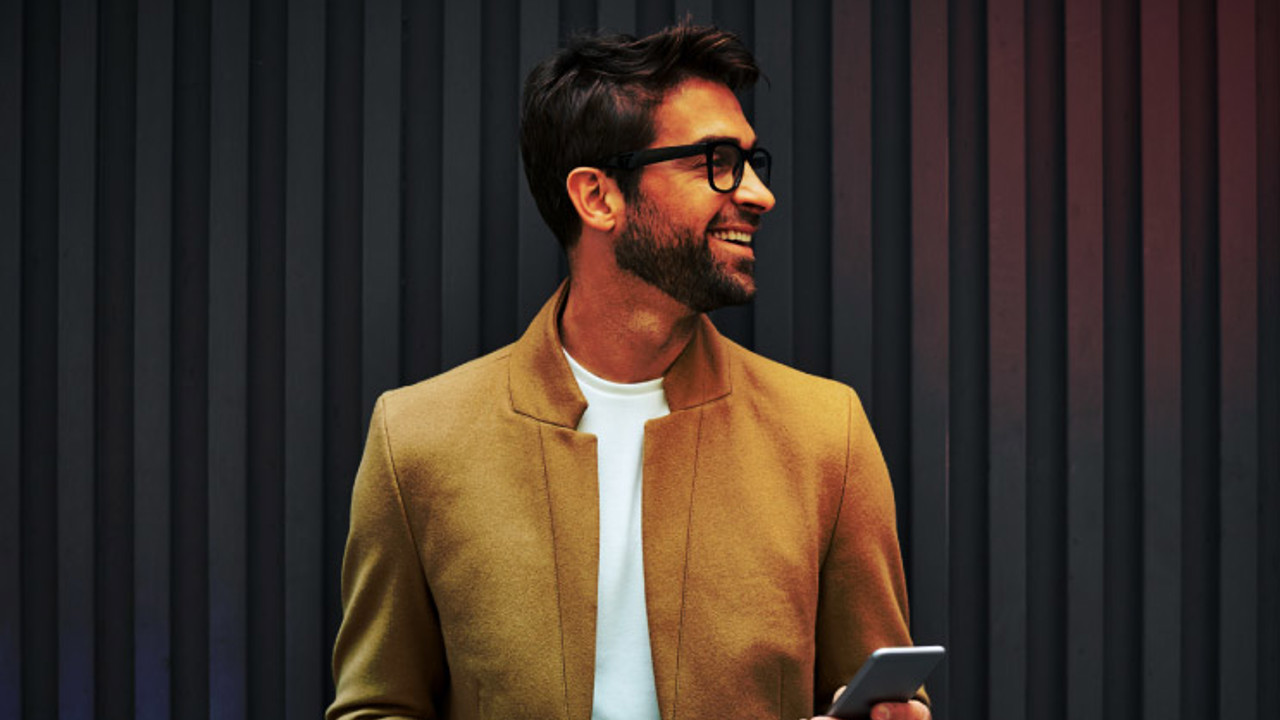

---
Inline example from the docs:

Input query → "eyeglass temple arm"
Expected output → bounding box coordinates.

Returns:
[597,144,708,170]
[597,152,638,170]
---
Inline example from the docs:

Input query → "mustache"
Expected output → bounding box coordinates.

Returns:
[708,210,761,229]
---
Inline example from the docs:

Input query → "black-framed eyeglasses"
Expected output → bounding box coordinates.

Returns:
[596,141,772,193]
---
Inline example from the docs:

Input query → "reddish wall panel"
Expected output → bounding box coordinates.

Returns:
[908,0,951,710]
[1139,1,1184,719]
[986,1,1029,715]
[1216,1,1260,718]
[1064,0,1106,717]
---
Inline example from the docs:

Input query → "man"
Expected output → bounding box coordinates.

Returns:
[329,22,929,720]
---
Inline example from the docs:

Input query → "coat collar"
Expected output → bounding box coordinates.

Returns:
[509,279,733,426]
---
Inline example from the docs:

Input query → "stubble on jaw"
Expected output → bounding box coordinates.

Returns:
[612,196,756,313]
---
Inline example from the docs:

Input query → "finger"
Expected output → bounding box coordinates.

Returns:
[807,685,847,720]
[867,700,931,720]
[908,699,931,719]
[868,700,929,720]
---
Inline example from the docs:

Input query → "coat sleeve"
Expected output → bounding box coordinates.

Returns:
[328,395,450,720]
[812,387,929,713]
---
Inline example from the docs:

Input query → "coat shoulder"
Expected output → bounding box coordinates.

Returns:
[371,345,517,460]
[724,338,859,419]
[383,345,512,410]
[717,338,872,468]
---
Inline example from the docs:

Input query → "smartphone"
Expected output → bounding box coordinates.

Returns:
[824,645,945,719]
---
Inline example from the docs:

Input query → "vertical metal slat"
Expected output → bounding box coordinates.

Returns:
[283,0,326,715]
[986,0,1028,716]
[56,0,98,715]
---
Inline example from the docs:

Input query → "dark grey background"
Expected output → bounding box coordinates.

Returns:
[2,0,1277,719]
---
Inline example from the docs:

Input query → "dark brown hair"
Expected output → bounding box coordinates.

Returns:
[520,22,760,249]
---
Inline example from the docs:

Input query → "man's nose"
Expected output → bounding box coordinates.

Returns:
[733,161,776,213]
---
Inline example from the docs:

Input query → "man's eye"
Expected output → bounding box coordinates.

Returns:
[711,152,737,169]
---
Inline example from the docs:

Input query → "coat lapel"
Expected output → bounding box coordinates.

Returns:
[641,408,701,720]
[641,315,732,720]
[510,284,597,720]
[539,423,600,720]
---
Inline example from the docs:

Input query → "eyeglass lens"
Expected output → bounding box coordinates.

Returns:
[709,144,771,192]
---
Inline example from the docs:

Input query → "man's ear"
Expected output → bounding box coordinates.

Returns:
[565,167,623,233]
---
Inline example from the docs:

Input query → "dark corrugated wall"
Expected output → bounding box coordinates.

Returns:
[2,0,1276,719]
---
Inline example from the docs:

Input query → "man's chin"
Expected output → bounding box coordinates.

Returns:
[682,275,755,313]
[714,262,757,306]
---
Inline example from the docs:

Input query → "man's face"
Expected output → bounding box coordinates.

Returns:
[612,77,775,313]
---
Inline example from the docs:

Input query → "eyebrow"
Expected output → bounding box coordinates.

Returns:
[690,134,758,150]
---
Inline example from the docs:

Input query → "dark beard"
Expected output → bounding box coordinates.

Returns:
[612,197,756,313]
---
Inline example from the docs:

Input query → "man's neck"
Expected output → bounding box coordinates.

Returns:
[558,272,699,384]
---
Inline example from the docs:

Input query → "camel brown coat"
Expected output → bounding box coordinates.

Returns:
[328,284,919,720]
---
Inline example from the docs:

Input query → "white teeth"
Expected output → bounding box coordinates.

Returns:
[709,229,753,245]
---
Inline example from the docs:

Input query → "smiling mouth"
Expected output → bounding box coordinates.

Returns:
[708,229,754,246]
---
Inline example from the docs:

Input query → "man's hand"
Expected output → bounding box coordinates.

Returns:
[809,685,931,720]
[810,699,930,720]
[867,699,930,720]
